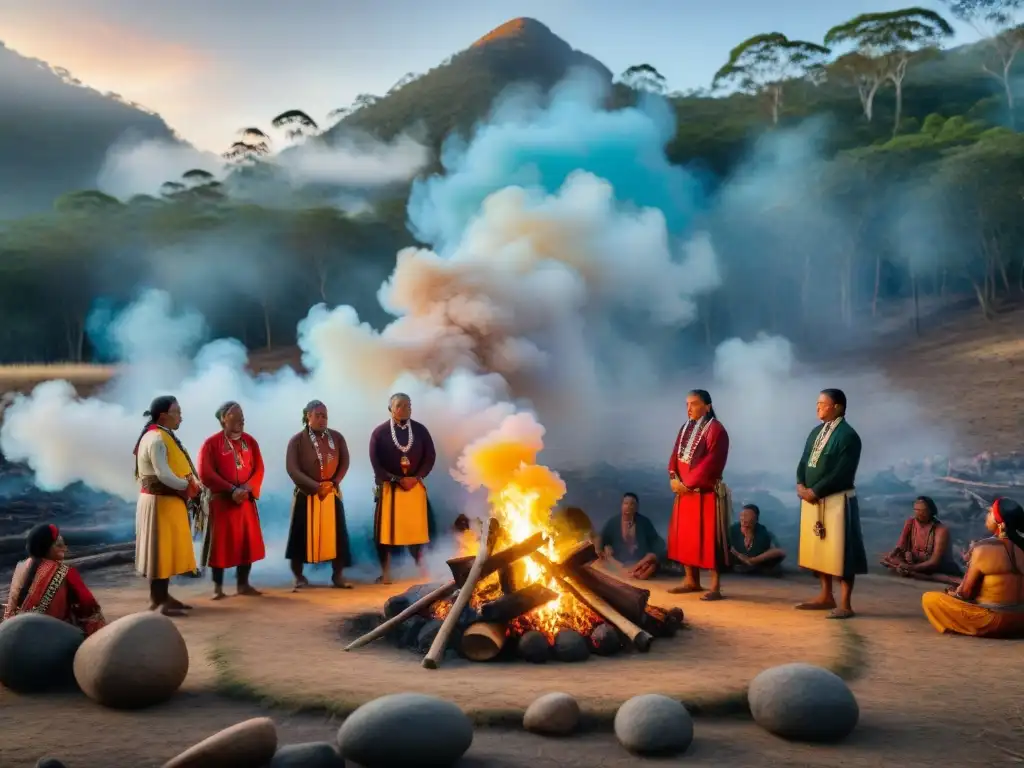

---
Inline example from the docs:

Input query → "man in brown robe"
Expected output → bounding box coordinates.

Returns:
[370,392,437,584]
[284,400,352,589]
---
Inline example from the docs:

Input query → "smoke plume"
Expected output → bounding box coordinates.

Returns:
[1,72,952,580]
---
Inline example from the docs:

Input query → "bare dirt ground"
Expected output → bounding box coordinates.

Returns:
[2,567,1023,767]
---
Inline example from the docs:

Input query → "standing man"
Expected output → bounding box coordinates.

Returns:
[370,392,437,584]
[197,401,267,599]
[666,389,732,601]
[284,400,353,589]
[795,388,867,619]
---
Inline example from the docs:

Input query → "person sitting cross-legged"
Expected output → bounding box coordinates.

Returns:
[728,504,787,576]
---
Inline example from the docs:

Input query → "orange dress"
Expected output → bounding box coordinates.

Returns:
[921,539,1024,638]
[3,558,106,636]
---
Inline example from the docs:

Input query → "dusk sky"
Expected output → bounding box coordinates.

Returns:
[3,0,976,152]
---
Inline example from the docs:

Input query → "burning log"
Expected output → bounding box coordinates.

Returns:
[447,531,545,586]
[423,516,498,669]
[478,583,559,624]
[559,541,599,570]
[531,552,654,652]
[568,565,650,625]
[343,581,457,651]
[460,622,507,662]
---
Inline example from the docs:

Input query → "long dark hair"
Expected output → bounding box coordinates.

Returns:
[688,389,718,421]
[132,396,177,477]
[994,498,1024,553]
[915,495,938,522]
[16,523,59,610]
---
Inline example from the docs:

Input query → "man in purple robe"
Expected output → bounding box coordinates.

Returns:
[369,392,437,583]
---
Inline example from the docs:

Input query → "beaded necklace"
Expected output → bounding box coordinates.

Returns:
[307,427,335,479]
[678,416,714,464]
[807,417,843,468]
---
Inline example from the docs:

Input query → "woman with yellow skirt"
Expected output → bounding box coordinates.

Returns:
[133,395,200,617]
[921,497,1024,638]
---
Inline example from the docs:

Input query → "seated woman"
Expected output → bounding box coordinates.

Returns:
[881,496,962,585]
[728,504,786,575]
[596,493,666,580]
[921,498,1024,638]
[2,523,106,636]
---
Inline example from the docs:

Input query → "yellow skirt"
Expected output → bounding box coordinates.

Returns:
[306,493,338,564]
[135,494,197,580]
[377,482,430,546]
[922,591,1024,638]
[798,493,848,577]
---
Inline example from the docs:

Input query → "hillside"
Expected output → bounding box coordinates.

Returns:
[0,41,181,216]
[321,17,613,150]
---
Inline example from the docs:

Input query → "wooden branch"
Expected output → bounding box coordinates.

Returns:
[344,581,456,651]
[460,622,507,662]
[478,583,558,624]
[423,517,498,669]
[560,541,599,570]
[531,552,654,652]
[939,475,1024,490]
[567,563,649,624]
[447,531,545,586]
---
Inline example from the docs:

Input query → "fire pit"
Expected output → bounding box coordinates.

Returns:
[345,516,684,666]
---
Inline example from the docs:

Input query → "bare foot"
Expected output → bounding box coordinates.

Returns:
[211,589,227,601]
[794,599,837,611]
[167,596,193,610]
[158,604,186,617]
[700,591,725,602]
[292,575,309,591]
[667,583,702,594]
[330,580,353,590]
[375,573,393,586]
[237,585,263,596]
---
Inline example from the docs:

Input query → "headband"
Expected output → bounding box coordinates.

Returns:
[994,497,1005,526]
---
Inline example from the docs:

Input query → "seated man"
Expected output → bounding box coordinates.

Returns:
[596,492,666,580]
[729,504,786,575]
[881,496,962,585]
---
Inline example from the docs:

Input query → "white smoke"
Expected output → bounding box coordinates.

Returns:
[95,131,430,199]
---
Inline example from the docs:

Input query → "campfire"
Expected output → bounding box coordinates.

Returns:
[346,492,683,667]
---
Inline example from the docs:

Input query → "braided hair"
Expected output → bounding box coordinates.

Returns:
[15,523,60,610]
[132,396,177,478]
[301,400,326,427]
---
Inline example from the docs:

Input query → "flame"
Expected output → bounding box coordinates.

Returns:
[441,417,601,640]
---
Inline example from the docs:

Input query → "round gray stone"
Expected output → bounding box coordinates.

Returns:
[523,692,580,735]
[553,630,589,662]
[748,663,859,742]
[0,613,83,693]
[590,624,622,656]
[518,631,549,663]
[338,692,473,767]
[614,694,694,755]
[35,759,68,768]
[270,741,344,767]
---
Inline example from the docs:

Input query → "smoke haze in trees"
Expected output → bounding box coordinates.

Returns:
[1,72,951,558]
[95,131,431,200]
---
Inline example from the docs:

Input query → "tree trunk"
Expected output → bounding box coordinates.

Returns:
[865,78,881,122]
[770,84,782,125]
[260,297,273,351]
[970,278,992,320]
[892,75,904,138]
[871,251,882,316]
[911,273,920,337]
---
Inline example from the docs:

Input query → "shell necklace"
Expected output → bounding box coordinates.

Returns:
[390,419,413,453]
[807,417,843,468]
[678,416,714,464]
[307,427,335,478]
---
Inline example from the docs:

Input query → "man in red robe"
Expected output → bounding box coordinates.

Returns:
[666,389,731,601]
[197,401,267,599]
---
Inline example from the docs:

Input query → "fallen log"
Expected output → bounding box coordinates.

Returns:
[641,605,683,638]
[344,581,456,651]
[567,564,649,625]
[559,541,599,570]
[447,531,545,587]
[424,517,498,669]
[460,621,507,662]
[66,550,134,573]
[532,552,653,653]
[478,583,558,624]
